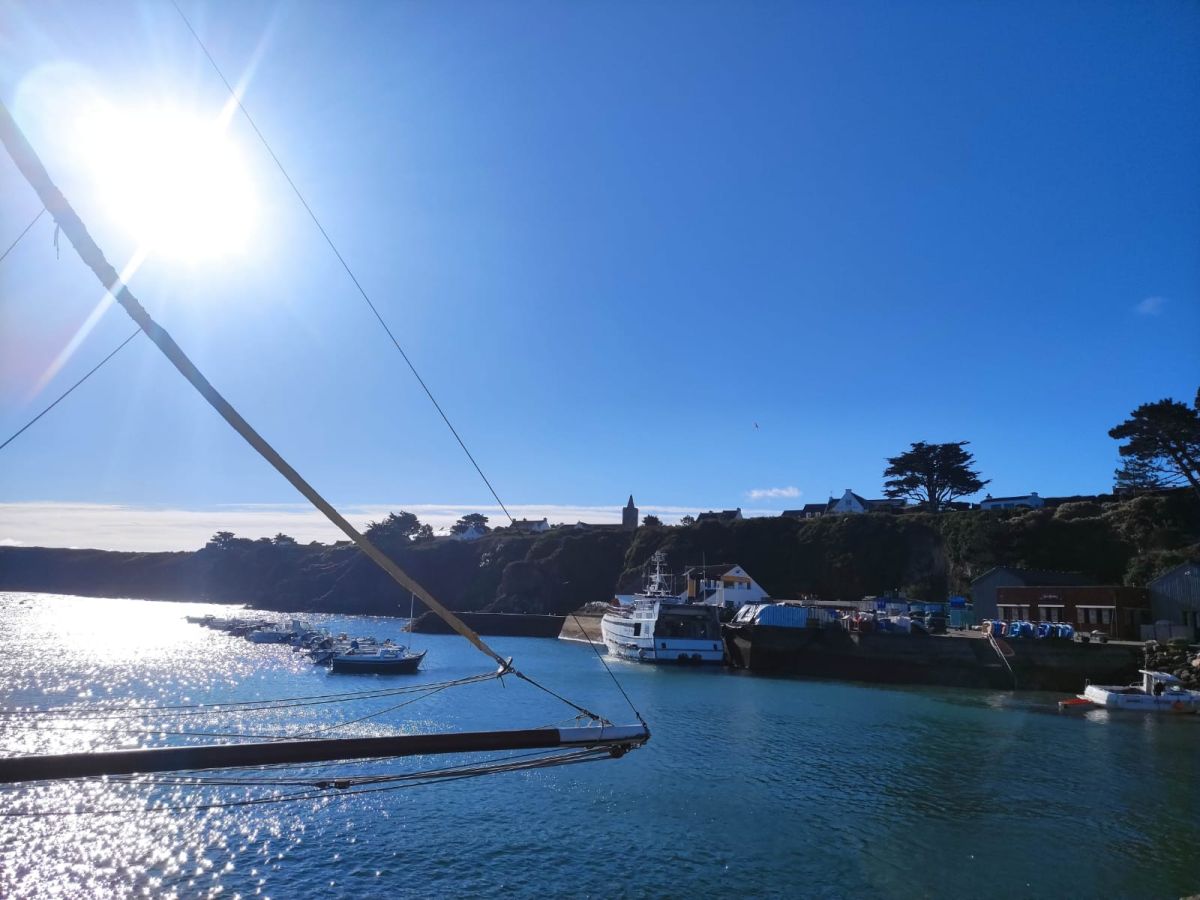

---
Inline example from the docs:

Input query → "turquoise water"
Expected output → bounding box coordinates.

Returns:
[0,593,1197,899]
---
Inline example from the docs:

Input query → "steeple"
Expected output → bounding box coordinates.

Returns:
[622,494,638,530]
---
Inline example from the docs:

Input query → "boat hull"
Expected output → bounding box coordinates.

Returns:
[1081,685,1200,713]
[330,650,426,675]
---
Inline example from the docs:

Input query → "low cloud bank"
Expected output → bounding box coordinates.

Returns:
[0,501,783,552]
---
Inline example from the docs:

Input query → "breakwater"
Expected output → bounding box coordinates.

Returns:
[409,611,566,638]
[723,625,1143,691]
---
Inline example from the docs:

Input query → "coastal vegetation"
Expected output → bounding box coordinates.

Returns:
[882,441,988,512]
[1109,388,1200,500]
[3,489,1196,617]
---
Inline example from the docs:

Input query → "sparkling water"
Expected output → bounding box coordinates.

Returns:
[1,593,1197,899]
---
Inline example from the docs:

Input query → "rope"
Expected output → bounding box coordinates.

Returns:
[571,613,646,726]
[0,671,495,720]
[0,206,44,264]
[0,745,621,817]
[169,0,513,525]
[0,97,513,671]
[0,329,141,452]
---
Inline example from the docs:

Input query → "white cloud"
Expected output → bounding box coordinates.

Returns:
[746,486,801,500]
[0,501,787,552]
[1135,296,1167,316]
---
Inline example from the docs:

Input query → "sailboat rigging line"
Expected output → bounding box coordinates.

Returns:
[0,100,516,673]
[0,329,141,453]
[278,680,463,740]
[510,671,607,725]
[0,746,620,817]
[168,0,513,525]
[0,206,44,264]
[100,744,600,787]
[571,613,646,726]
[1,670,499,720]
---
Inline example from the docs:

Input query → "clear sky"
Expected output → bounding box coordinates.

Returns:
[1,1,1198,550]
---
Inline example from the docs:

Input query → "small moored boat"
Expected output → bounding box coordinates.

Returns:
[1059,670,1200,714]
[330,643,426,675]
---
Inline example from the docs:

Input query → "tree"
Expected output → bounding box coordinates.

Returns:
[364,511,422,542]
[272,533,297,546]
[883,441,988,512]
[1109,392,1200,501]
[414,523,435,542]
[642,514,663,527]
[451,513,490,535]
[679,514,696,527]
[207,530,237,550]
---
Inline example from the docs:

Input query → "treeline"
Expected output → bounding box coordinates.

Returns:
[626,490,1200,601]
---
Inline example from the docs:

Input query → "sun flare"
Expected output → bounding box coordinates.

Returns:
[77,103,258,262]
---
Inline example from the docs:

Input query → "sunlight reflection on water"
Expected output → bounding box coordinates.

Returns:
[1,593,1198,899]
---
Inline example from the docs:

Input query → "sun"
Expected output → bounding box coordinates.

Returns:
[77,103,258,262]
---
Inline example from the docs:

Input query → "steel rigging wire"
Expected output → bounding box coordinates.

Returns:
[169,0,514,526]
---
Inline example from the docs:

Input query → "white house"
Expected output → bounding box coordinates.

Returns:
[681,563,769,611]
[508,517,550,534]
[980,492,1044,510]
[450,524,488,542]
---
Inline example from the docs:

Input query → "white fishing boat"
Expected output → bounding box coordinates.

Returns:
[1059,670,1200,714]
[600,551,724,664]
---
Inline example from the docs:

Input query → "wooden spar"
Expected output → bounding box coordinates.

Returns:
[0,725,650,784]
[0,100,504,668]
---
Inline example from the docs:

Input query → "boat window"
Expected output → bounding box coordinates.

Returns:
[633,623,641,637]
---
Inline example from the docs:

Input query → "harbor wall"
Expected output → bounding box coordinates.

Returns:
[723,625,1142,691]
[409,611,566,638]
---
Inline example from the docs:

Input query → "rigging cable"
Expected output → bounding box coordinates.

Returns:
[0,100,632,734]
[169,0,513,525]
[0,206,44,264]
[0,745,619,817]
[164,8,648,734]
[0,97,506,669]
[571,612,647,727]
[0,329,141,453]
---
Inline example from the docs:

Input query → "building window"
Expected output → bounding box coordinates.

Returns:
[1100,608,1112,625]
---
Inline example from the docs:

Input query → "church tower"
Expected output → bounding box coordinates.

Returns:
[622,495,638,530]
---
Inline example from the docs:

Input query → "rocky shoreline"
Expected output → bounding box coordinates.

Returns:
[1144,640,1200,689]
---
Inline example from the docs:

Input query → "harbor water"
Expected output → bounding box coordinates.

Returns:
[1,593,1197,899]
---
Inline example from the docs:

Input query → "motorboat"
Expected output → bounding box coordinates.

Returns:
[600,550,724,664]
[1059,670,1200,713]
[330,643,426,675]
[246,624,293,644]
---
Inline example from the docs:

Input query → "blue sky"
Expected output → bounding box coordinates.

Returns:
[1,1,1198,549]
